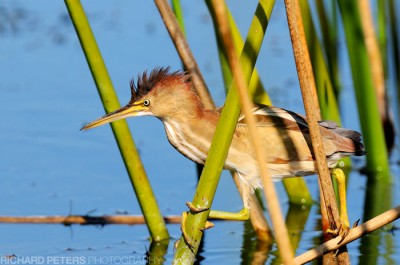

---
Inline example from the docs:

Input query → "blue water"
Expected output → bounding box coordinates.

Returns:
[0,1,399,264]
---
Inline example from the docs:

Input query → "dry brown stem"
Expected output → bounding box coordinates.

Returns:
[294,205,400,264]
[0,215,182,225]
[284,0,349,263]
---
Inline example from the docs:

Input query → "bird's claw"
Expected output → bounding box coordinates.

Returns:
[326,206,360,244]
[352,219,360,228]
[200,221,214,231]
[186,202,209,213]
[179,210,215,249]
[180,212,195,249]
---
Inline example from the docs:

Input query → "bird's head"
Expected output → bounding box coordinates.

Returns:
[81,67,203,130]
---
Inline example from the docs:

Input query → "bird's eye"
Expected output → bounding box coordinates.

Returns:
[143,99,150,106]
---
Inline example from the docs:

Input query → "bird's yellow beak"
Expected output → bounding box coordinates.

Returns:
[81,101,147,130]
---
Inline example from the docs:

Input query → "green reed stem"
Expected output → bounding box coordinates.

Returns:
[389,0,400,114]
[171,0,186,35]
[224,10,272,105]
[337,0,390,177]
[65,0,169,241]
[315,0,341,96]
[377,0,388,76]
[299,2,341,125]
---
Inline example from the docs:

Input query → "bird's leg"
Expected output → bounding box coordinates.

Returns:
[208,208,250,220]
[326,168,359,241]
[180,181,253,248]
[185,184,251,222]
[208,183,251,221]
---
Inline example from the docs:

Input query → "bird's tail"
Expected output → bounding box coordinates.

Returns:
[319,121,366,156]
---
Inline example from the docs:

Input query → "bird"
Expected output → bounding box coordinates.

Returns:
[82,67,365,232]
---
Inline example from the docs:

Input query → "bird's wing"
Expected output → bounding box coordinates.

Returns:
[237,105,309,130]
[236,104,364,157]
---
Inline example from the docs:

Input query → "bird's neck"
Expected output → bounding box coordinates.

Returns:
[161,107,219,164]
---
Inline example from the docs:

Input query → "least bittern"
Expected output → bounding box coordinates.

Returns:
[82,67,365,235]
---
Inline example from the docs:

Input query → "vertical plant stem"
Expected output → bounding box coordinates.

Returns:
[212,0,294,263]
[284,0,350,263]
[359,0,394,151]
[377,0,388,76]
[171,0,185,35]
[388,0,400,123]
[65,0,169,241]
[299,3,349,263]
[315,0,341,95]
[337,0,390,177]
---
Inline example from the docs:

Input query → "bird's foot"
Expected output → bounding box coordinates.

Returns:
[185,202,214,230]
[326,206,360,244]
[179,209,215,249]
[186,202,209,213]
[186,201,250,220]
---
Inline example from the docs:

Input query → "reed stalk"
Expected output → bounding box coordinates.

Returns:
[173,1,275,263]
[171,0,185,35]
[64,0,169,241]
[298,5,348,252]
[284,0,350,263]
[359,0,395,151]
[388,0,400,134]
[377,0,388,76]
[315,0,341,96]
[337,0,390,177]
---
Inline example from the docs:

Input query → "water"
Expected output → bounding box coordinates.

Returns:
[0,1,399,264]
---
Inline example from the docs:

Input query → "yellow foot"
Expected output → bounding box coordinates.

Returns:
[209,208,250,221]
[326,204,348,237]
[186,201,250,221]
[326,205,360,244]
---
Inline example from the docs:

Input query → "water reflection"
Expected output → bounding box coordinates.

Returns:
[146,240,169,265]
[359,172,394,265]
[240,220,272,265]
